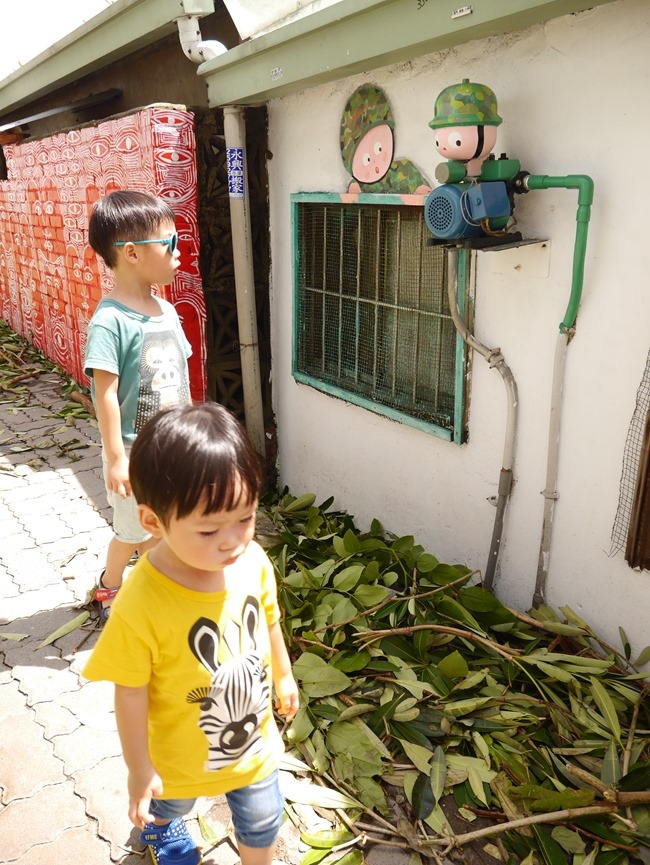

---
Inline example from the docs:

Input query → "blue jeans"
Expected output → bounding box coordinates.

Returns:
[149,770,283,849]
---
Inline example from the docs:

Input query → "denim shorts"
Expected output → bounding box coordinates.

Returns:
[102,449,150,545]
[149,770,284,849]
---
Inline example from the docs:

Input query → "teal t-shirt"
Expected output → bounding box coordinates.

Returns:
[84,297,192,446]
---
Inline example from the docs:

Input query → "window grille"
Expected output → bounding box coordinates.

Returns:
[291,194,468,442]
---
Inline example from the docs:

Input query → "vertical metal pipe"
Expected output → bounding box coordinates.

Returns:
[523,174,594,607]
[222,105,266,458]
[447,249,518,590]
[533,330,569,608]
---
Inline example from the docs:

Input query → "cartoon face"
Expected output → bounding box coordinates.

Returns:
[433,125,498,162]
[134,329,190,434]
[143,339,185,407]
[351,124,394,184]
[187,599,270,772]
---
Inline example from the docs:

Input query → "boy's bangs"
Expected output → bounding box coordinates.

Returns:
[173,448,260,520]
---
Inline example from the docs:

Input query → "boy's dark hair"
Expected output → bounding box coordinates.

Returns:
[88,190,176,269]
[129,403,263,526]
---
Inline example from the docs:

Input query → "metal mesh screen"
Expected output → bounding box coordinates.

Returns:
[611,348,650,558]
[295,201,460,432]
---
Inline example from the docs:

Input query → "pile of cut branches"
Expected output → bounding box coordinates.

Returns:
[260,491,650,865]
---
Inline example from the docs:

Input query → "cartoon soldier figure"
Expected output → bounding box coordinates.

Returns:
[429,79,502,179]
[340,84,431,196]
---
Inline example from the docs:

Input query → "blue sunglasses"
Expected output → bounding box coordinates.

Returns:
[114,232,178,254]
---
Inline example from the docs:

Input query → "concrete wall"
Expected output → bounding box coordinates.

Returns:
[266,0,650,653]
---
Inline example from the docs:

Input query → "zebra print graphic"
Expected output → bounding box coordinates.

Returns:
[187,597,270,771]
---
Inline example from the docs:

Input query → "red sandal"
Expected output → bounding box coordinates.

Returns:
[94,572,119,622]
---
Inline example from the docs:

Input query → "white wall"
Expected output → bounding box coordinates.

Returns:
[266,0,650,656]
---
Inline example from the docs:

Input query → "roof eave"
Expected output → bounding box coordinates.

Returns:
[0,0,215,117]
[196,0,616,106]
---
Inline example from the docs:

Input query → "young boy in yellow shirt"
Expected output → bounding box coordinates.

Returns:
[83,403,299,865]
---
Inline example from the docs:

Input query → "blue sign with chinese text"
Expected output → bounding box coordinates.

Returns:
[227,147,245,199]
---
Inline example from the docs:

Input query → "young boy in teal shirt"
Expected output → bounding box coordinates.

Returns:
[84,190,192,619]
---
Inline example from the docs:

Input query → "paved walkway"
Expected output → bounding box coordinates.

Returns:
[0,372,298,865]
[0,370,407,865]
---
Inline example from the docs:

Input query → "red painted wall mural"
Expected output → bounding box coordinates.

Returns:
[0,107,207,401]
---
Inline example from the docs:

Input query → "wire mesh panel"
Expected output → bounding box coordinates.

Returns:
[611,347,650,564]
[293,198,465,439]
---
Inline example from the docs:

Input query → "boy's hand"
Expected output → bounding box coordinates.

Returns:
[127,766,164,828]
[274,672,299,721]
[106,454,131,498]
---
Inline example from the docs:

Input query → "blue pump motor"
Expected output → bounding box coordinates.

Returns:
[424,181,511,241]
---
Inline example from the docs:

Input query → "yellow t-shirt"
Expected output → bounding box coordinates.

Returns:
[83,541,284,799]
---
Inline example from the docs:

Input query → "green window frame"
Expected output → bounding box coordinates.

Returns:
[291,193,468,443]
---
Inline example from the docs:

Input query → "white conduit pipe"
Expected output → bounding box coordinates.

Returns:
[447,249,518,590]
[532,330,569,608]
[223,105,266,458]
[176,15,227,63]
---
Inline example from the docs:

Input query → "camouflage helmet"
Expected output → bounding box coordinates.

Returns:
[429,79,502,130]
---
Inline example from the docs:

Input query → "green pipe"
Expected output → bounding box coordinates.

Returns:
[524,175,594,331]
[523,173,594,609]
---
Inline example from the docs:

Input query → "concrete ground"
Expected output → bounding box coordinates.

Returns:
[0,369,410,864]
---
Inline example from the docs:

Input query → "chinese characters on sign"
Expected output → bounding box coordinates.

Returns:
[227,147,245,199]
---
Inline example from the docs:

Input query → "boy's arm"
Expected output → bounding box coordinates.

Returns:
[93,368,130,497]
[268,620,299,721]
[114,684,163,828]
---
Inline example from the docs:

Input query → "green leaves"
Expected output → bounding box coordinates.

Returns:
[35,611,89,649]
[589,677,621,743]
[293,653,351,698]
[261,492,650,865]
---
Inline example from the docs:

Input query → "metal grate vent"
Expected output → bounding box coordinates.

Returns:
[294,200,463,434]
[426,193,454,233]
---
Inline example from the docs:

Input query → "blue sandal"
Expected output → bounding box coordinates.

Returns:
[94,572,119,622]
[141,818,201,865]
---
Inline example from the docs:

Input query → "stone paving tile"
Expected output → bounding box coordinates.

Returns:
[64,463,107,490]
[8,491,71,516]
[0,585,78,622]
[57,680,117,732]
[0,712,66,803]
[32,699,80,739]
[22,514,71,543]
[41,536,101,564]
[61,504,110,530]
[9,467,73,487]
[68,645,98,677]
[0,473,25,493]
[0,678,29,720]
[0,475,55,498]
[1,621,75,669]
[11,825,117,865]
[73,755,144,861]
[0,531,41,556]
[53,723,122,774]
[0,780,88,861]
[0,450,44,468]
[15,663,81,706]
[1,574,21,599]
[3,548,66,590]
